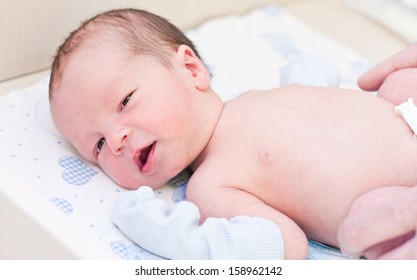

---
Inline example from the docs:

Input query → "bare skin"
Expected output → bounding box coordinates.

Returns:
[339,42,417,259]
[52,42,417,259]
[187,85,417,258]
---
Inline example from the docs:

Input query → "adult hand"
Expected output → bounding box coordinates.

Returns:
[337,186,417,259]
[358,42,417,91]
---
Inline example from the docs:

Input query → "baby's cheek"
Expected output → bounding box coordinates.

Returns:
[100,157,139,190]
[112,170,141,190]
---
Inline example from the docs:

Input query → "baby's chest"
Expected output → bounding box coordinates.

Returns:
[210,116,401,197]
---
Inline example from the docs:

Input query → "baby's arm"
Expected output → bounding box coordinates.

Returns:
[187,184,309,259]
[111,186,285,259]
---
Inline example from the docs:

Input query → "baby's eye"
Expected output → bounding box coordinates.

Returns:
[121,92,133,109]
[96,137,105,155]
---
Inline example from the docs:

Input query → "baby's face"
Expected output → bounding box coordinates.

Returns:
[51,44,211,189]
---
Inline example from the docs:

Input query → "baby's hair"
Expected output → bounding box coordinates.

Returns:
[49,8,201,99]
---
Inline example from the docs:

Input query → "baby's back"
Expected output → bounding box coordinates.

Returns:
[203,84,417,246]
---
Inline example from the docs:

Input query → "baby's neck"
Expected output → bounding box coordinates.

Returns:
[189,93,224,172]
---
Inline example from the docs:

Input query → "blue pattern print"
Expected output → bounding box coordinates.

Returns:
[59,156,98,185]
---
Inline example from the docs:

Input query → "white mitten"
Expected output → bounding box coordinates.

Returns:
[280,56,341,87]
[111,186,284,259]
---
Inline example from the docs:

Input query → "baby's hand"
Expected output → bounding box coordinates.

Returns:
[111,186,201,258]
[111,186,284,259]
[112,186,195,225]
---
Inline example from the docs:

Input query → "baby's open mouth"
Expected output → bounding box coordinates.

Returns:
[137,141,156,172]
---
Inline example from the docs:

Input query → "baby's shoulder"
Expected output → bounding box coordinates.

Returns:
[236,87,285,98]
[225,87,295,112]
[238,89,262,97]
[235,85,306,101]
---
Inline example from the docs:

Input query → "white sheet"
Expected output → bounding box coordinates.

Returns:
[0,5,370,259]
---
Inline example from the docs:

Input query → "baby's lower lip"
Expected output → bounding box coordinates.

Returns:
[140,142,156,173]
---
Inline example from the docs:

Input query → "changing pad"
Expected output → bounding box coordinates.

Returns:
[0,5,370,260]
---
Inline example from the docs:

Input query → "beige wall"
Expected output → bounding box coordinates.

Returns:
[0,0,407,83]
[0,0,297,82]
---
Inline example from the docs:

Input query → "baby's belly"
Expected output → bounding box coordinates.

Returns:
[247,96,417,246]
[262,150,417,248]
[264,130,417,247]
[222,86,417,247]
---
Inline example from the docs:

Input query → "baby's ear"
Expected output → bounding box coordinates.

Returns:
[175,45,210,91]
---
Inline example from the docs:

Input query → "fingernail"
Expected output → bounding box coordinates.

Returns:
[340,246,362,258]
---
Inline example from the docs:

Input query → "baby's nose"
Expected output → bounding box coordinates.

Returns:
[106,127,131,155]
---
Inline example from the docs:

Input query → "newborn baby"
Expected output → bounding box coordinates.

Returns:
[48,9,417,259]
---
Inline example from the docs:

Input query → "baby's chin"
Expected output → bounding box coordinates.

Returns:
[114,177,168,191]
[122,184,142,190]
[112,165,188,191]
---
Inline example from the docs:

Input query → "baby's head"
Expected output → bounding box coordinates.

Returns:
[50,8,202,95]
[49,9,223,189]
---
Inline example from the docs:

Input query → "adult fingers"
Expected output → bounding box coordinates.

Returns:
[377,233,417,259]
[338,187,417,257]
[358,42,417,91]
[363,231,415,259]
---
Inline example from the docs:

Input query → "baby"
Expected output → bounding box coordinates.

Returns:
[49,9,417,259]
